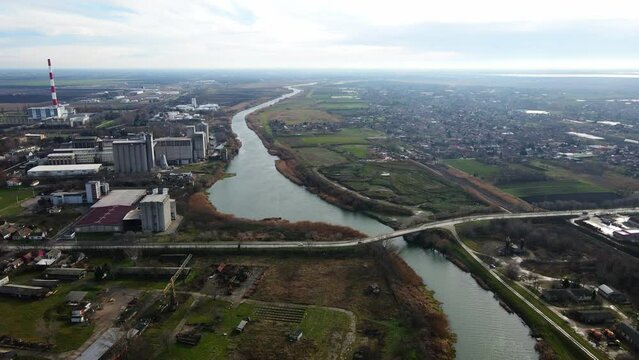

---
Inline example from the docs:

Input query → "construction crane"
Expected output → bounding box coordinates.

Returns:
[162,253,192,311]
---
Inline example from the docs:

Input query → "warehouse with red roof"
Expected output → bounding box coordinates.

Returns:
[74,189,147,233]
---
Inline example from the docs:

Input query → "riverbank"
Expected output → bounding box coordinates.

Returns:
[244,109,414,219]
[413,230,605,360]
[209,86,538,359]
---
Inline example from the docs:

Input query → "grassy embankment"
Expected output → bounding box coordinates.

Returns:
[421,228,607,360]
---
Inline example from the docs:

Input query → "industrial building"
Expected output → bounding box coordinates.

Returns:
[49,190,86,205]
[0,283,49,299]
[27,60,72,122]
[186,125,207,160]
[74,189,147,233]
[140,193,172,232]
[51,148,113,164]
[27,105,70,121]
[27,164,102,177]
[85,181,102,203]
[47,152,76,165]
[112,133,155,173]
[154,137,193,165]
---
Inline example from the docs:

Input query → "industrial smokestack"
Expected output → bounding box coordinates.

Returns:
[48,58,59,106]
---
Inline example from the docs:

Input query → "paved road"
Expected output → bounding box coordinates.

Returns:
[4,207,638,251]
[445,226,600,360]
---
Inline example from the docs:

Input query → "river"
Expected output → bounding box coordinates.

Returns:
[209,87,538,359]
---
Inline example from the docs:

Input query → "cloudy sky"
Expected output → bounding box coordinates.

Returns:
[1,0,639,70]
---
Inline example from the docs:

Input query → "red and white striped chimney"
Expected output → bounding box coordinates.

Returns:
[48,58,59,106]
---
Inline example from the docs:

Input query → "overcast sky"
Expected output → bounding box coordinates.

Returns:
[2,0,639,70]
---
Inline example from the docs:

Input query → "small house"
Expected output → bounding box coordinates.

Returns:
[568,288,594,303]
[598,284,629,304]
[573,310,616,325]
[28,229,47,241]
[0,225,17,240]
[541,289,571,303]
[12,228,32,241]
[36,249,61,266]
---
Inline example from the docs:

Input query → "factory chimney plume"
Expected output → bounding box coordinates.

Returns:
[48,58,59,106]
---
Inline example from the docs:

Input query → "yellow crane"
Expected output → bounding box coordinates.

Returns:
[162,253,192,311]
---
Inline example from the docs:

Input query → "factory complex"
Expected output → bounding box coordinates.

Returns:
[74,187,176,233]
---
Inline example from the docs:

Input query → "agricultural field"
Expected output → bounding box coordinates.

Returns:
[0,187,34,216]
[442,159,500,180]
[337,144,370,159]
[293,147,348,167]
[500,179,609,198]
[321,161,486,214]
[444,158,619,204]
[255,85,368,133]
[280,128,383,147]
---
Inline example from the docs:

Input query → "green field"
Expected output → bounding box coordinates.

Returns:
[294,147,348,167]
[281,128,382,147]
[337,145,369,159]
[0,187,34,216]
[500,179,608,197]
[444,158,613,201]
[443,159,500,179]
[153,299,352,360]
[0,278,95,352]
[152,298,251,360]
[322,161,485,214]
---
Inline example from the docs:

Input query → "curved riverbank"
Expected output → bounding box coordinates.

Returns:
[209,86,538,359]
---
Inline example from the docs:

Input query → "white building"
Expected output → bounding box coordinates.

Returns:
[140,194,172,232]
[27,164,102,177]
[27,105,69,121]
[85,181,102,204]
